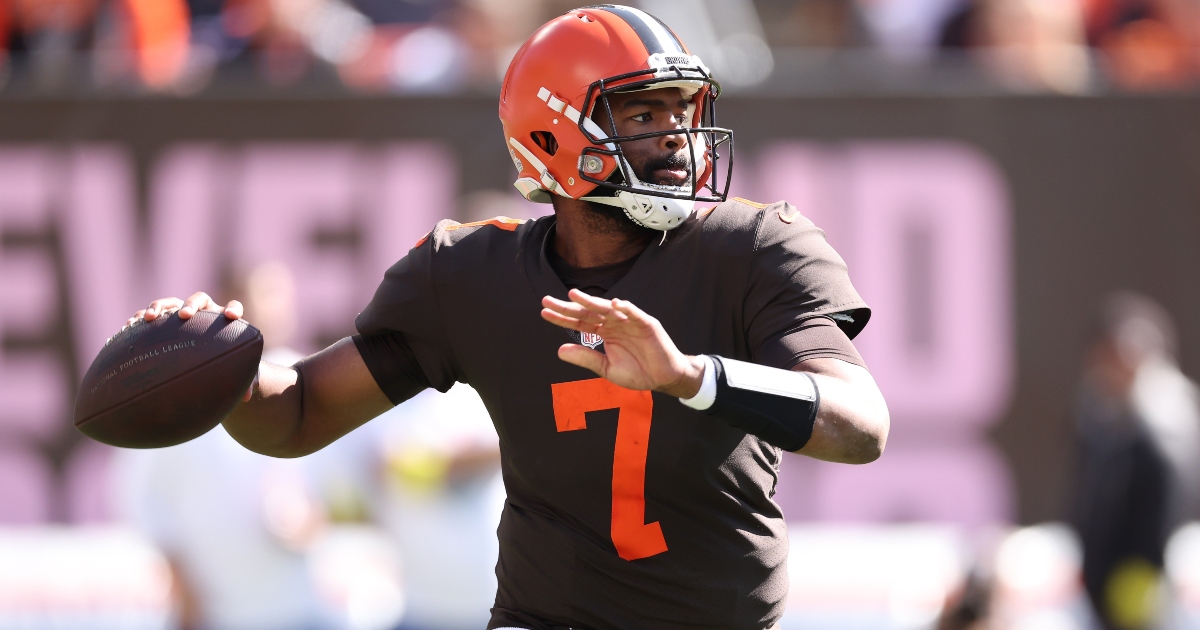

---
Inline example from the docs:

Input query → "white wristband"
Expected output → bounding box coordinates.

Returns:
[679,355,717,411]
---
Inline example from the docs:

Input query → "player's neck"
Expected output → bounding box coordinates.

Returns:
[550,198,655,268]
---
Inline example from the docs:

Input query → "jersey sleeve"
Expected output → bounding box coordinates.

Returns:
[754,316,866,370]
[744,201,870,366]
[351,332,432,405]
[355,223,458,394]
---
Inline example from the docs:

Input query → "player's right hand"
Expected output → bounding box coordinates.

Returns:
[125,292,252,402]
[126,292,244,328]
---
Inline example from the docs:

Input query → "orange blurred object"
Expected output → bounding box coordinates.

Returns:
[0,0,10,52]
[1102,17,1194,89]
[122,0,190,89]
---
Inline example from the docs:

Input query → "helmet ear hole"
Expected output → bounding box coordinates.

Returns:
[530,131,558,156]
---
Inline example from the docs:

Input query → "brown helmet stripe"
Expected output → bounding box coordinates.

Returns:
[585,5,688,56]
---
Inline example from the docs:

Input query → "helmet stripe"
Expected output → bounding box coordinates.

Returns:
[587,5,687,56]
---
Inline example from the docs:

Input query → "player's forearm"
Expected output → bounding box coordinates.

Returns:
[224,337,394,458]
[795,359,889,464]
[222,361,307,457]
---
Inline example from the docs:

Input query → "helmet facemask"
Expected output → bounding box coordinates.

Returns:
[577,58,733,231]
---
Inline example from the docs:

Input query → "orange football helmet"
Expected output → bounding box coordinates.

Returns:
[499,5,733,230]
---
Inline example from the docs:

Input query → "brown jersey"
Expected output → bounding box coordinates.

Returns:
[354,199,869,630]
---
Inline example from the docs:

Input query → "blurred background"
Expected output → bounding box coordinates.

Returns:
[1,0,1200,629]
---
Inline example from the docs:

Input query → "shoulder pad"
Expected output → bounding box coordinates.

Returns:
[706,197,789,217]
[700,197,791,227]
[414,216,528,248]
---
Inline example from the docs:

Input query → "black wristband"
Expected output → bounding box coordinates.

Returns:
[704,355,819,451]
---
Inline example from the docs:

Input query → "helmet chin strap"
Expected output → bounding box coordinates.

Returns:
[581,158,696,231]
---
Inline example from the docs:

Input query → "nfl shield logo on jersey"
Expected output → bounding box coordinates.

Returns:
[580,332,604,349]
[568,330,604,350]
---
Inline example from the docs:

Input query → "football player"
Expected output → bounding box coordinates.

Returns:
[131,5,889,629]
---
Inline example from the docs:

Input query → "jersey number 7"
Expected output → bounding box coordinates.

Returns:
[551,378,669,561]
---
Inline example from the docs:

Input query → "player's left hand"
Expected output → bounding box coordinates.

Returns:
[541,289,705,398]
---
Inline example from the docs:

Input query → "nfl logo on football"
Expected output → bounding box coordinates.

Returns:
[580,332,603,349]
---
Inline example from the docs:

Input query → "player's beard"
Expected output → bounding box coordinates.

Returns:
[581,149,692,237]
[636,150,693,188]
[580,199,659,239]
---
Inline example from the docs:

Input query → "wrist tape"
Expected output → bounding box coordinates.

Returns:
[704,355,819,451]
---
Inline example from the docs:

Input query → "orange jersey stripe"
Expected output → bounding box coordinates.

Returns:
[732,197,770,209]
[413,216,527,248]
[445,216,526,232]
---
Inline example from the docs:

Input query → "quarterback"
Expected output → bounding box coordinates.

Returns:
[131,5,889,629]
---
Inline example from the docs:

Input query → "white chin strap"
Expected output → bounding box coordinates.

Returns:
[583,188,694,231]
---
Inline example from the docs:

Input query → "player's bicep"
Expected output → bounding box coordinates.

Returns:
[292,337,396,454]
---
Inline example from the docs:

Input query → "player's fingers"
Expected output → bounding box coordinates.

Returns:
[542,295,583,315]
[143,297,184,321]
[568,289,615,316]
[611,298,650,321]
[542,296,606,325]
[179,292,217,319]
[610,300,661,333]
[541,308,602,334]
[557,343,606,375]
[224,300,244,320]
[540,307,579,329]
[605,307,631,325]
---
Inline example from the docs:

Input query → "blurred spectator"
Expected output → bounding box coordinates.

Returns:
[6,0,101,89]
[1083,0,1200,90]
[938,525,1098,630]
[755,0,872,49]
[116,425,331,630]
[351,0,444,24]
[0,0,11,81]
[112,261,328,628]
[857,0,963,59]
[940,0,1094,93]
[2,0,1195,93]
[113,260,498,629]
[113,262,330,630]
[453,0,544,83]
[327,0,480,93]
[639,0,775,87]
[123,0,190,88]
[369,384,503,630]
[244,260,304,366]
[1071,292,1200,629]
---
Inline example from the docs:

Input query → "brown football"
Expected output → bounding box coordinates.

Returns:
[74,310,263,448]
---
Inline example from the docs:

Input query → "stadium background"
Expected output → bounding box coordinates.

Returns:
[1,0,1200,628]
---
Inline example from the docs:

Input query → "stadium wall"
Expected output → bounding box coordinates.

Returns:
[0,95,1198,526]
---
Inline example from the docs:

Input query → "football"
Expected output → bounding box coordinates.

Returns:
[74,310,264,449]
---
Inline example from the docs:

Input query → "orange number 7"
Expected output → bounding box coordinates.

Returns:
[551,378,668,561]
